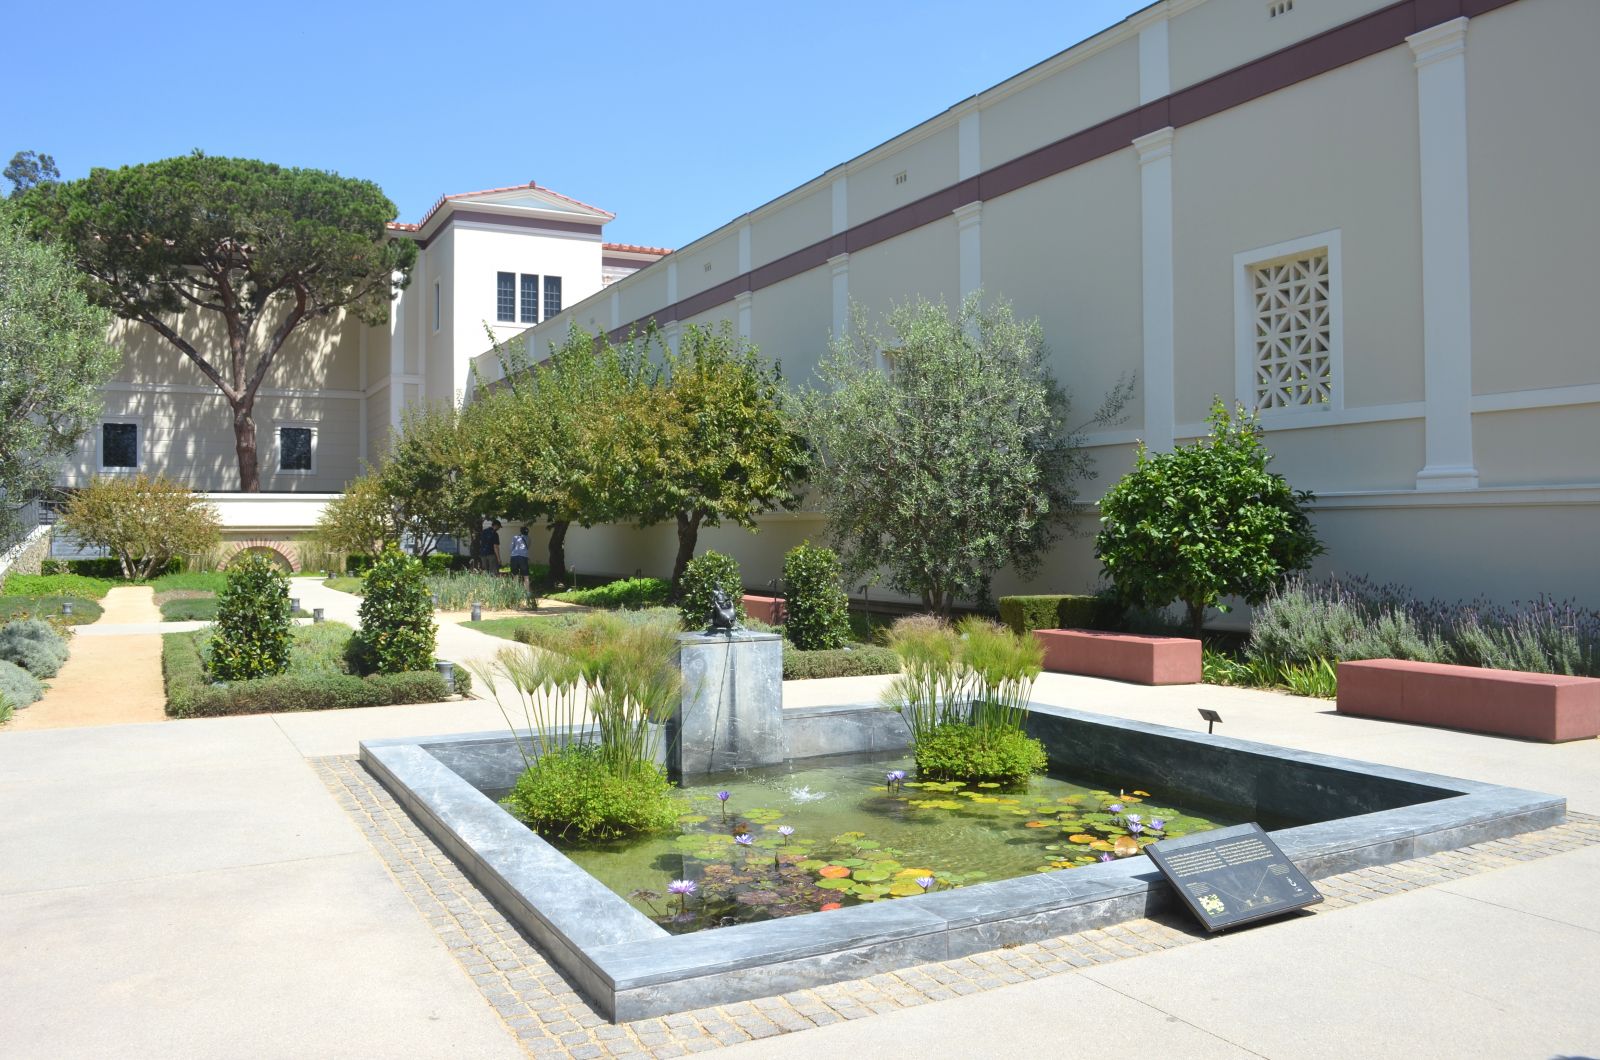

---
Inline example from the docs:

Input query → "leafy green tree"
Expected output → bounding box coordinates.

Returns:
[379,401,478,557]
[4,151,59,197]
[312,473,403,561]
[0,200,116,539]
[637,323,808,589]
[21,153,416,490]
[470,326,656,586]
[209,553,293,681]
[797,294,1128,615]
[783,542,850,651]
[1095,399,1324,636]
[60,474,222,580]
[354,548,436,674]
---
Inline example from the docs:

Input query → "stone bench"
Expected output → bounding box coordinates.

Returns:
[742,593,787,626]
[1032,628,1202,685]
[1337,658,1600,743]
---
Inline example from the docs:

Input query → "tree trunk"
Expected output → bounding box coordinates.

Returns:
[232,401,261,492]
[1187,600,1206,638]
[547,520,570,588]
[670,511,702,591]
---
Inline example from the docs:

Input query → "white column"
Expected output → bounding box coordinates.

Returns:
[387,269,406,447]
[957,110,981,180]
[954,201,983,304]
[666,259,678,306]
[357,325,368,466]
[1134,126,1176,452]
[1138,17,1170,104]
[831,176,848,235]
[735,291,753,339]
[663,320,682,355]
[829,253,850,338]
[1409,17,1478,490]
[738,223,752,274]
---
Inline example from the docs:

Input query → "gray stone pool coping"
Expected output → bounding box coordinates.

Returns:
[359,702,1563,1021]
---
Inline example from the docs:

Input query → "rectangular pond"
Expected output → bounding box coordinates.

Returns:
[361,702,1564,1020]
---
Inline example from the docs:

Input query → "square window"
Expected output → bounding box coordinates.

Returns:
[543,275,562,320]
[279,427,314,472]
[496,272,516,322]
[520,274,539,324]
[101,422,139,469]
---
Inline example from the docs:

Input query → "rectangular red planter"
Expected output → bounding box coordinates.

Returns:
[742,594,786,626]
[1336,659,1600,743]
[1033,629,1202,686]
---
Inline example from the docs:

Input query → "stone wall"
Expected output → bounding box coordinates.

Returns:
[0,526,52,587]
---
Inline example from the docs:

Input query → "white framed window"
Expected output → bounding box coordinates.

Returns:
[543,275,562,320]
[496,272,516,322]
[97,419,142,472]
[1234,230,1342,415]
[520,273,539,324]
[276,423,316,474]
[432,281,441,333]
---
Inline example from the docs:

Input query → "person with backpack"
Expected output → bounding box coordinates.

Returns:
[509,526,530,585]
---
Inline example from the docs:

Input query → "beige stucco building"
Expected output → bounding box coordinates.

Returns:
[470,0,1599,612]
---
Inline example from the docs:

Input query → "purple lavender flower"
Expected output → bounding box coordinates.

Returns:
[915,876,935,891]
[667,879,697,896]
[1108,803,1124,814]
[734,833,754,846]
[1150,818,1166,831]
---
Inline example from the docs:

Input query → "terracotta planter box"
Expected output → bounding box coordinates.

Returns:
[742,593,786,626]
[1032,629,1202,686]
[1337,659,1600,743]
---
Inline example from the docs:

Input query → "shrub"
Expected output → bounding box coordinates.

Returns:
[422,553,459,575]
[208,554,293,681]
[782,542,850,651]
[60,473,222,580]
[548,576,670,610]
[510,608,681,651]
[426,570,536,611]
[782,643,900,680]
[677,551,743,630]
[1096,400,1322,635]
[996,593,1121,635]
[501,743,680,841]
[0,618,70,678]
[0,658,44,709]
[1,573,115,599]
[344,553,376,575]
[355,549,436,674]
[913,722,1047,787]
[41,557,183,579]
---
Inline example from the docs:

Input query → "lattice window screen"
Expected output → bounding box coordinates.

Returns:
[1249,251,1331,409]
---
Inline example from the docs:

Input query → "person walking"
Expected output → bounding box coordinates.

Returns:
[510,526,530,587]
[479,519,502,574]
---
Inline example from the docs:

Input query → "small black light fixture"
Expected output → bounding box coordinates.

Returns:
[431,593,440,610]
[60,600,73,617]
[470,602,482,622]
[435,659,456,694]
[1198,708,1223,735]
[312,607,325,624]
[289,597,300,614]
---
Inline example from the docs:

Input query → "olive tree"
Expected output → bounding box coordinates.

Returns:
[22,153,415,490]
[796,294,1128,615]
[60,474,222,580]
[1095,399,1324,635]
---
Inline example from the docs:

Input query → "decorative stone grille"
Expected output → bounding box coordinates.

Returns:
[1249,250,1332,409]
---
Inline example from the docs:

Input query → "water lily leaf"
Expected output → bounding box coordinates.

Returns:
[888,880,925,897]
[1113,836,1142,858]
[816,878,854,891]
[895,867,935,878]
[1068,834,1097,844]
[852,869,890,883]
[818,864,851,878]
[854,840,881,850]
[1024,821,1049,829]
[1089,841,1114,851]
[1132,790,1151,797]
[797,859,827,871]
[976,782,1001,789]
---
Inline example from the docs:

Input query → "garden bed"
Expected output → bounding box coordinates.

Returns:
[161,623,453,717]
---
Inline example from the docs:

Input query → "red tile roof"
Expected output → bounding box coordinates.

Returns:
[389,181,617,234]
[603,242,672,256]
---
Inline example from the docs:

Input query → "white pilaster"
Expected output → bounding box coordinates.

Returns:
[357,325,368,466]
[958,110,981,180]
[829,253,850,338]
[666,259,678,306]
[1409,17,1478,490]
[609,289,620,331]
[953,201,983,303]
[1135,126,1176,452]
[831,176,848,235]
[735,291,753,339]
[662,320,682,355]
[738,224,752,274]
[1138,17,1170,104]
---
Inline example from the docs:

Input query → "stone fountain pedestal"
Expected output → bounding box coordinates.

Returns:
[671,631,784,776]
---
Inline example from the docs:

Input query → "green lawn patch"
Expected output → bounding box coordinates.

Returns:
[463,616,542,642]
[322,577,365,595]
[0,595,103,625]
[2,573,117,600]
[150,571,230,594]
[159,597,219,622]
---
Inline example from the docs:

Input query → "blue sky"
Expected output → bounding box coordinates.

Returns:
[8,1,1149,249]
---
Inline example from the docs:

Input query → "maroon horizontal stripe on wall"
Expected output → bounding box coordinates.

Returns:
[599,0,1520,344]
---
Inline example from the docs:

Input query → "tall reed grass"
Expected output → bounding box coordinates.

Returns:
[880,615,1043,741]
[428,571,536,611]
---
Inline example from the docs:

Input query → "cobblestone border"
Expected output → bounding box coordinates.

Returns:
[313,754,1600,1059]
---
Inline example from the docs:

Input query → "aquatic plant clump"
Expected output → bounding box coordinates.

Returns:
[912,722,1047,786]
[502,744,680,841]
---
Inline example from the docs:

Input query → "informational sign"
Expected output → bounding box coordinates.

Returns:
[1144,822,1322,932]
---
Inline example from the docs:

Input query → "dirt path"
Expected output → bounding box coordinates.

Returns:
[6,588,168,730]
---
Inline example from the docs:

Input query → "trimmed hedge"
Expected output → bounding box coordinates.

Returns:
[162,631,451,718]
[41,557,183,578]
[782,643,900,680]
[548,577,670,610]
[997,594,1118,635]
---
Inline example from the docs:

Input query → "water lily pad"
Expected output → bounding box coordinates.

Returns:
[1132,790,1151,797]
[1113,836,1141,858]
[852,869,891,882]
[818,864,851,878]
[888,880,925,897]
[797,859,827,871]
[1089,841,1114,851]
[1024,821,1049,829]
[816,878,854,891]
[1068,834,1097,844]
[976,782,1001,789]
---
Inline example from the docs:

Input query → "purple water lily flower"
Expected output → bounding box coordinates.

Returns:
[1099,853,1114,863]
[916,876,936,891]
[1108,803,1124,814]
[1150,818,1166,831]
[734,833,754,846]
[716,790,730,802]
[778,825,795,840]
[667,879,697,896]
[1125,813,1142,824]
[717,789,731,817]
[1127,822,1144,835]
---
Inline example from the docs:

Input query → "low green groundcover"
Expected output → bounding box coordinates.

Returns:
[0,595,102,625]
[162,624,451,718]
[913,722,1048,787]
[547,576,670,609]
[502,743,680,841]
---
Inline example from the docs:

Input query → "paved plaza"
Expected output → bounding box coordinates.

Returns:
[2,578,1598,1058]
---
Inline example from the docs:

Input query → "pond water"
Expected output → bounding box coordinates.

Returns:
[489,752,1259,934]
